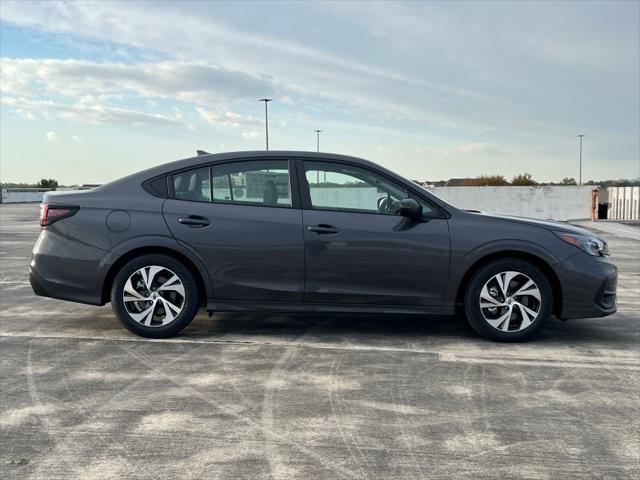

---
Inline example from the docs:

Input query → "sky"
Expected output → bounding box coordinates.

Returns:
[0,0,638,185]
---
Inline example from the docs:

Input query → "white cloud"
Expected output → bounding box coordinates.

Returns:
[0,2,488,132]
[414,142,506,159]
[71,135,82,143]
[521,34,607,67]
[1,58,275,105]
[3,95,183,126]
[0,57,275,128]
[45,131,57,141]
[450,142,503,157]
[241,131,261,141]
[196,107,260,127]
[14,109,36,120]
[0,1,449,92]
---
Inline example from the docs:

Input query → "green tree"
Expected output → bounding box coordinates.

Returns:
[37,179,59,188]
[561,177,577,185]
[511,173,537,186]
[463,175,509,186]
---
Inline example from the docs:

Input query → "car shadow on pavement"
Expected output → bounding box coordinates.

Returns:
[176,310,638,348]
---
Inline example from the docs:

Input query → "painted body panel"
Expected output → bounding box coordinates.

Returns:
[303,210,450,305]
[162,200,305,302]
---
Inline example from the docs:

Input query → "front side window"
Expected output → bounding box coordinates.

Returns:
[303,161,434,215]
[211,160,292,207]
[173,167,211,202]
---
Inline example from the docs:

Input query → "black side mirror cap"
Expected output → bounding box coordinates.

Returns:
[398,198,423,221]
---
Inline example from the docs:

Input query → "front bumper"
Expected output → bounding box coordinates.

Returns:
[554,252,617,319]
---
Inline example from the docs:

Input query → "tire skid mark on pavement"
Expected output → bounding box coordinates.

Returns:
[96,320,360,480]
[24,341,67,474]
[261,315,362,480]
[23,339,209,478]
[4,333,638,371]
[391,357,422,475]
[327,353,369,479]
[438,352,639,370]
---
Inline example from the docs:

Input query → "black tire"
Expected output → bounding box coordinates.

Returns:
[111,254,199,338]
[464,258,552,342]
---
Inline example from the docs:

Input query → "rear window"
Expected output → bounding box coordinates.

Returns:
[172,167,211,203]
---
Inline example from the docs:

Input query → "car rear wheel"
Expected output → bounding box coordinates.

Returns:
[464,258,552,342]
[111,254,199,338]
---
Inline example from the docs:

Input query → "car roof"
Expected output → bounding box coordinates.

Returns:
[166,150,379,172]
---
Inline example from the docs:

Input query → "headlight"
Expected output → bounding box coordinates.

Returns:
[554,231,609,256]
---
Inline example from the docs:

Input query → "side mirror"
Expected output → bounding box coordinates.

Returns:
[397,198,422,221]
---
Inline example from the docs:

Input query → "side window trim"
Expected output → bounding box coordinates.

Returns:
[294,157,312,210]
[226,173,234,202]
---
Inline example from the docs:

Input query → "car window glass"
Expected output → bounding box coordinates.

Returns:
[172,167,210,203]
[211,160,292,207]
[303,161,434,215]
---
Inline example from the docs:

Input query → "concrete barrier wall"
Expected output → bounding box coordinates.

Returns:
[426,186,595,221]
[608,186,640,220]
[1,187,96,204]
[310,187,379,210]
[1,189,53,204]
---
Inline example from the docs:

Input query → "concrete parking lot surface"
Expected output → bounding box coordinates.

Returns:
[1,204,638,479]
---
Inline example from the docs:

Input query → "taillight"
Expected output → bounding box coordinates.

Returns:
[40,204,79,227]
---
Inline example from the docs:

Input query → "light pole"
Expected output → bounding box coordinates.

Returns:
[577,134,585,185]
[259,98,272,150]
[314,129,322,152]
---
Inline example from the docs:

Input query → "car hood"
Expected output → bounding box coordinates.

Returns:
[467,211,598,237]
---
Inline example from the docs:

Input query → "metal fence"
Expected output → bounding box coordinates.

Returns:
[607,186,640,220]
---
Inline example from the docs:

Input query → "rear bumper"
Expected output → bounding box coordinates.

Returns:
[29,229,107,306]
[29,261,103,306]
[555,252,617,319]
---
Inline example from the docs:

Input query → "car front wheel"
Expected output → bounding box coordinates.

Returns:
[464,258,553,342]
[111,254,199,338]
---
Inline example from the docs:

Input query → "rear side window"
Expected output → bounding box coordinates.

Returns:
[211,160,292,207]
[142,175,168,198]
[173,167,211,203]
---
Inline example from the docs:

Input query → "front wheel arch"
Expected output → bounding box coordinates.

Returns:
[455,250,563,317]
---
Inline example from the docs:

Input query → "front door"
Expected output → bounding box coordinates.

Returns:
[299,159,450,306]
[162,159,304,302]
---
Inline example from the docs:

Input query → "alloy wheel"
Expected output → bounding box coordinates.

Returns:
[122,265,185,327]
[479,271,542,332]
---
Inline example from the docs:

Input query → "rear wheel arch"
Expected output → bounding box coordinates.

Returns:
[101,246,208,306]
[456,250,563,317]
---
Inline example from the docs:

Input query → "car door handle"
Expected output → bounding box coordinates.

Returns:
[178,215,210,227]
[308,224,339,234]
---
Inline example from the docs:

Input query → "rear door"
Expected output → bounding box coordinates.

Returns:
[162,159,304,302]
[298,159,450,306]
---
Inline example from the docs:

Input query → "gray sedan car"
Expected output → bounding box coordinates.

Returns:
[30,151,617,341]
